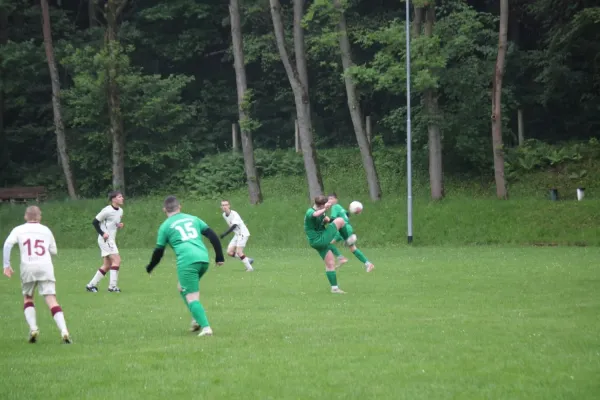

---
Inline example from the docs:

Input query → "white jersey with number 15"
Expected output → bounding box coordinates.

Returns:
[2,222,57,283]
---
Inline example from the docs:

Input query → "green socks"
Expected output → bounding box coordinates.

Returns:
[188,300,209,328]
[352,248,368,263]
[326,271,338,287]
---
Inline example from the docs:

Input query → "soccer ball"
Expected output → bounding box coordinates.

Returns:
[348,201,363,214]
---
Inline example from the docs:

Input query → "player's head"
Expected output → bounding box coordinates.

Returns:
[314,195,328,209]
[220,200,231,213]
[163,195,181,216]
[108,191,124,206]
[24,206,42,223]
[327,192,338,205]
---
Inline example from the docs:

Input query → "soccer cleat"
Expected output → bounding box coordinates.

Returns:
[198,327,213,337]
[365,262,375,272]
[335,256,348,269]
[108,286,121,293]
[61,331,72,344]
[331,287,346,294]
[86,285,98,293]
[248,258,254,265]
[190,320,201,332]
[28,330,39,344]
[245,266,254,272]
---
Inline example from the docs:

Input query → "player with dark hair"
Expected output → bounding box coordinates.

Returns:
[303,195,348,293]
[328,193,374,272]
[86,190,125,293]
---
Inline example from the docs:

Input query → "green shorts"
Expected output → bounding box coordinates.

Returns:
[177,262,209,296]
[309,224,340,259]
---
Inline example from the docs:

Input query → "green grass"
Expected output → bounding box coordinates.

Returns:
[1,247,599,399]
[1,195,599,247]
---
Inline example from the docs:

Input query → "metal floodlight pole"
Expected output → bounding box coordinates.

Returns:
[406,0,413,244]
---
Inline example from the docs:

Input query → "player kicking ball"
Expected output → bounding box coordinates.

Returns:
[3,206,72,344]
[304,195,351,294]
[144,195,225,337]
[328,193,375,272]
[86,191,125,293]
[219,200,254,272]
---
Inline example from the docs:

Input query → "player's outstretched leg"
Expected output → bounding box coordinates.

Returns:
[229,245,253,272]
[23,296,39,343]
[86,263,109,292]
[330,234,348,268]
[178,284,201,332]
[44,293,71,344]
[350,245,374,272]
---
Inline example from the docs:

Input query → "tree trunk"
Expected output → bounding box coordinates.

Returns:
[270,0,323,200]
[422,5,444,200]
[89,0,97,28]
[517,109,524,145]
[335,0,381,201]
[229,0,263,204]
[41,0,77,199]
[105,0,126,192]
[491,0,508,199]
[0,9,7,179]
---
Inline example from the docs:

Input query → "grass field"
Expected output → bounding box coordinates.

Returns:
[1,246,599,399]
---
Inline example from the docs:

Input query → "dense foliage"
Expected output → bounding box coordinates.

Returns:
[1,0,598,196]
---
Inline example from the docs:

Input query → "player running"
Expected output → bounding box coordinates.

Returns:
[3,206,72,344]
[86,191,125,293]
[304,195,350,294]
[144,195,225,337]
[219,200,254,272]
[328,193,375,272]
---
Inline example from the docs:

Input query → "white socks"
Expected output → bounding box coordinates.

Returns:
[24,305,38,331]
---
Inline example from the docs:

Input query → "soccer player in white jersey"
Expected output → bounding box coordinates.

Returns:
[3,206,72,344]
[219,200,254,272]
[86,191,124,293]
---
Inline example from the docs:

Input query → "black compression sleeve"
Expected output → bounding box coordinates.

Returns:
[145,247,165,274]
[92,219,104,236]
[220,224,238,238]
[202,228,225,263]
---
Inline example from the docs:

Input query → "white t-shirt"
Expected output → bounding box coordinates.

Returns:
[96,206,123,239]
[3,222,57,283]
[222,210,250,236]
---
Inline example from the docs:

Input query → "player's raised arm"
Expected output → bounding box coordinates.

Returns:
[201,227,225,264]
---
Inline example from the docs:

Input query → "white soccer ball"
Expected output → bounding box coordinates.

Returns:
[348,201,363,214]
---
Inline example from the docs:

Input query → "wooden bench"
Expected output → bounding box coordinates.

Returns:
[0,186,48,203]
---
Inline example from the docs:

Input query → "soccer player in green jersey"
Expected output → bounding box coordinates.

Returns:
[144,195,225,337]
[328,193,375,273]
[304,195,350,294]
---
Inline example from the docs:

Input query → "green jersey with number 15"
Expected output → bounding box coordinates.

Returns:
[156,213,210,268]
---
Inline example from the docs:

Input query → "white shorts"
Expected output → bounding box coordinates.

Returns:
[22,280,56,297]
[228,234,249,249]
[98,237,119,257]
